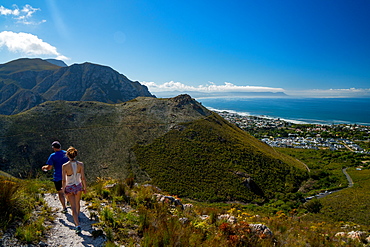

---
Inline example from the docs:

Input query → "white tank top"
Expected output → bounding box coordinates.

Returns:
[66,161,82,186]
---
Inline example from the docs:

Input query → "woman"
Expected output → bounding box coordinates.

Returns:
[62,146,86,234]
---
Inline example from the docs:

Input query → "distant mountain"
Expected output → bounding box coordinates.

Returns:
[45,59,68,67]
[0,94,308,203]
[0,58,155,114]
[154,91,288,98]
[0,58,60,76]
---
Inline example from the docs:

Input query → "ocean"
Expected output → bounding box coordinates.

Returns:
[197,97,370,126]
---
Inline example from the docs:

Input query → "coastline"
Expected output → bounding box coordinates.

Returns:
[206,106,310,125]
[198,97,370,126]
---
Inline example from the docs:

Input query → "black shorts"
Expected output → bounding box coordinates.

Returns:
[54,180,63,191]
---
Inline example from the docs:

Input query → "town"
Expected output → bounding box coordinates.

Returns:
[216,110,370,154]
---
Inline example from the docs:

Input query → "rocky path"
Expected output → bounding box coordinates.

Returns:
[43,193,106,247]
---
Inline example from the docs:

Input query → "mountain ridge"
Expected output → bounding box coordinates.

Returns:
[0,58,61,75]
[0,58,154,114]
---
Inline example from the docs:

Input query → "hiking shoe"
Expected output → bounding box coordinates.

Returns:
[75,226,81,234]
[62,208,67,214]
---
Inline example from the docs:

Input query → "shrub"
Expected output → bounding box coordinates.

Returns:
[15,217,45,243]
[0,178,21,228]
[305,199,323,213]
[0,177,51,245]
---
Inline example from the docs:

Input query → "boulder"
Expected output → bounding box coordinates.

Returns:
[249,224,273,238]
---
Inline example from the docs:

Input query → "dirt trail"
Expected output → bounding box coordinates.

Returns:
[43,193,106,247]
[342,168,354,187]
[295,158,310,172]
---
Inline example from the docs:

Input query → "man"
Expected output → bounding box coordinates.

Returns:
[42,141,69,213]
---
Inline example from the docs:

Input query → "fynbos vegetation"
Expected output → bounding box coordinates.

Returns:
[134,113,308,203]
[1,95,308,204]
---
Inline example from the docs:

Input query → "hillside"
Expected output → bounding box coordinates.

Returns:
[134,113,308,202]
[0,58,154,114]
[0,94,307,202]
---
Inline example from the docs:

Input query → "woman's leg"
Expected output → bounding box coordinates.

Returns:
[75,191,82,215]
[67,194,79,227]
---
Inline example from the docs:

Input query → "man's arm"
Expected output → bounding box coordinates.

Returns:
[43,154,54,171]
[42,164,52,171]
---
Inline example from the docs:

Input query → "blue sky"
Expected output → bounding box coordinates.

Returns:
[1,0,369,97]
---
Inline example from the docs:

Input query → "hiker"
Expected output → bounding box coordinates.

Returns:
[62,146,87,234]
[42,141,69,213]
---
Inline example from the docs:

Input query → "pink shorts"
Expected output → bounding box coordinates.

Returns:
[65,183,83,195]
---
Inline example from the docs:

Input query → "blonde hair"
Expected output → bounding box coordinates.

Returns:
[66,146,78,160]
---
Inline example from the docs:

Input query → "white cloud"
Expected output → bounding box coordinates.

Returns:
[287,88,370,98]
[21,4,39,18]
[0,4,45,25]
[0,5,20,16]
[142,81,285,93]
[143,81,370,98]
[0,31,69,60]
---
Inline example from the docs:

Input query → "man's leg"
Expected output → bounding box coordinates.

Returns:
[54,181,67,211]
[58,189,67,211]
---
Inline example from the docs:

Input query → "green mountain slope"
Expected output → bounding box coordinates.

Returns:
[0,95,307,202]
[134,113,308,202]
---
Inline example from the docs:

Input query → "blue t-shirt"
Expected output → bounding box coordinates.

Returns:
[46,150,69,181]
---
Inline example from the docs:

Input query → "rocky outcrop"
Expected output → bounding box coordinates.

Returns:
[249,224,273,238]
[153,191,273,240]
[154,193,183,208]
[233,171,265,196]
[335,231,368,242]
[169,94,210,116]
[218,214,237,224]
[37,63,152,103]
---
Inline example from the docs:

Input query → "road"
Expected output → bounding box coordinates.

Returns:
[305,167,354,201]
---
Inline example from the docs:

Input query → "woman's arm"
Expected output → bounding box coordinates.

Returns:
[62,163,67,192]
[80,162,87,193]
